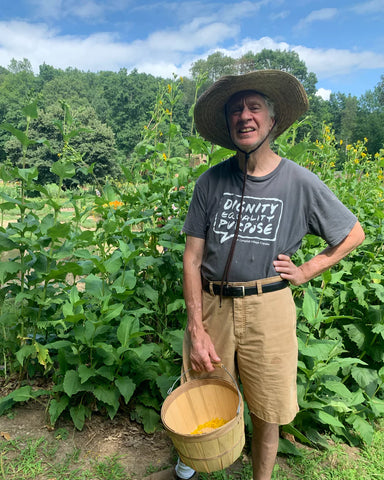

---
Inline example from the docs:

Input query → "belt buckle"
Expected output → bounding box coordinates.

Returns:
[240,285,245,297]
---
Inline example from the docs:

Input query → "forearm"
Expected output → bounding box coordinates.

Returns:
[183,236,205,335]
[183,236,221,372]
[299,243,357,283]
[302,221,365,281]
[274,221,365,286]
[183,263,204,335]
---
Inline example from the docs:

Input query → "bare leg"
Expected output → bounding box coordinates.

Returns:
[251,414,279,480]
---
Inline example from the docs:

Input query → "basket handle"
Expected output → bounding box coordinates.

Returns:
[167,363,242,415]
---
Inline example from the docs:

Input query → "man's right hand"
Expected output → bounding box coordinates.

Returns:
[189,328,221,373]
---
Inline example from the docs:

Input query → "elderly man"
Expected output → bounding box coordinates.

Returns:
[147,70,364,480]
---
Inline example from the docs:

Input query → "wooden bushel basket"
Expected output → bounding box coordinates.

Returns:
[161,365,245,473]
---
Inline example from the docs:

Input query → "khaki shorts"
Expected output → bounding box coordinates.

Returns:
[183,277,298,425]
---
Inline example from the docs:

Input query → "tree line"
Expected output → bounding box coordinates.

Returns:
[0,50,383,186]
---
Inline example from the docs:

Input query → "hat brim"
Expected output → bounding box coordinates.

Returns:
[194,69,309,150]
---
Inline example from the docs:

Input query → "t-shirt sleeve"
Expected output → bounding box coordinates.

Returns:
[307,179,357,246]
[182,182,207,239]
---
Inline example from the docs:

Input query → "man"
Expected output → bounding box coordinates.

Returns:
[147,70,364,480]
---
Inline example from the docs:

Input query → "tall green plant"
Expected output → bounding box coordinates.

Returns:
[1,86,384,448]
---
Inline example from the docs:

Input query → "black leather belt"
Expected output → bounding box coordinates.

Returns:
[202,278,289,297]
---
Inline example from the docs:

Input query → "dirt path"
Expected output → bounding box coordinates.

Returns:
[0,402,174,479]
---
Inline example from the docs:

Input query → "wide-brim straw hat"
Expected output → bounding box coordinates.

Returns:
[194,69,309,150]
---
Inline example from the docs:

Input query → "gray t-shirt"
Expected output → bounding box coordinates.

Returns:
[183,156,357,282]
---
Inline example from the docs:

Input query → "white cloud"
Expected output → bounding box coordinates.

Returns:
[29,0,129,21]
[296,8,338,29]
[316,88,332,101]
[292,45,384,77]
[350,0,384,14]
[1,17,383,85]
[270,10,290,21]
[145,22,237,54]
[0,19,237,75]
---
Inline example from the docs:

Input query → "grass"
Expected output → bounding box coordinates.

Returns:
[0,436,130,480]
[1,423,383,480]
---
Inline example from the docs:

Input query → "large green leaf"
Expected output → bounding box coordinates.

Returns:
[15,345,36,366]
[10,386,33,402]
[346,414,374,445]
[316,410,344,428]
[133,405,160,434]
[85,274,105,297]
[0,232,18,250]
[115,376,136,404]
[22,100,39,119]
[302,285,322,325]
[70,404,87,430]
[0,123,31,147]
[117,315,140,347]
[112,270,136,292]
[298,338,339,361]
[278,438,303,456]
[49,396,69,425]
[93,385,120,410]
[51,160,76,178]
[104,251,122,274]
[351,366,378,390]
[343,323,366,349]
[0,261,20,283]
[63,370,82,397]
[78,365,96,383]
[101,303,124,323]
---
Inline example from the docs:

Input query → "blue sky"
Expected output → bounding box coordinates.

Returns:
[1,0,384,99]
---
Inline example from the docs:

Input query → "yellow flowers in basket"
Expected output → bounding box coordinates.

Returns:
[191,417,228,435]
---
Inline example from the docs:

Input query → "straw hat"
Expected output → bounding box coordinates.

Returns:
[194,69,309,150]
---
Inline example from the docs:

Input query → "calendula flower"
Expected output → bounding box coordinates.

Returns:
[330,162,335,167]
[167,84,172,93]
[107,200,124,209]
[354,159,359,164]
[340,140,343,145]
[162,153,167,161]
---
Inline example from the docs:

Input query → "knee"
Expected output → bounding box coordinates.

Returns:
[250,413,279,435]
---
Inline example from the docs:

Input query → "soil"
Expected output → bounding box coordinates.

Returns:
[0,400,175,479]
[0,400,299,480]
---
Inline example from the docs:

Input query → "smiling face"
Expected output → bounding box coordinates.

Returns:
[226,90,275,153]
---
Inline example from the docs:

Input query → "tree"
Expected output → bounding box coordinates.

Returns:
[340,95,359,146]
[8,58,33,74]
[190,52,236,83]
[94,68,161,154]
[4,102,119,186]
[190,49,318,98]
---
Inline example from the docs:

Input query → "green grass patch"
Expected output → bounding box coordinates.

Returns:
[0,436,133,480]
[0,425,383,479]
[199,422,384,479]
